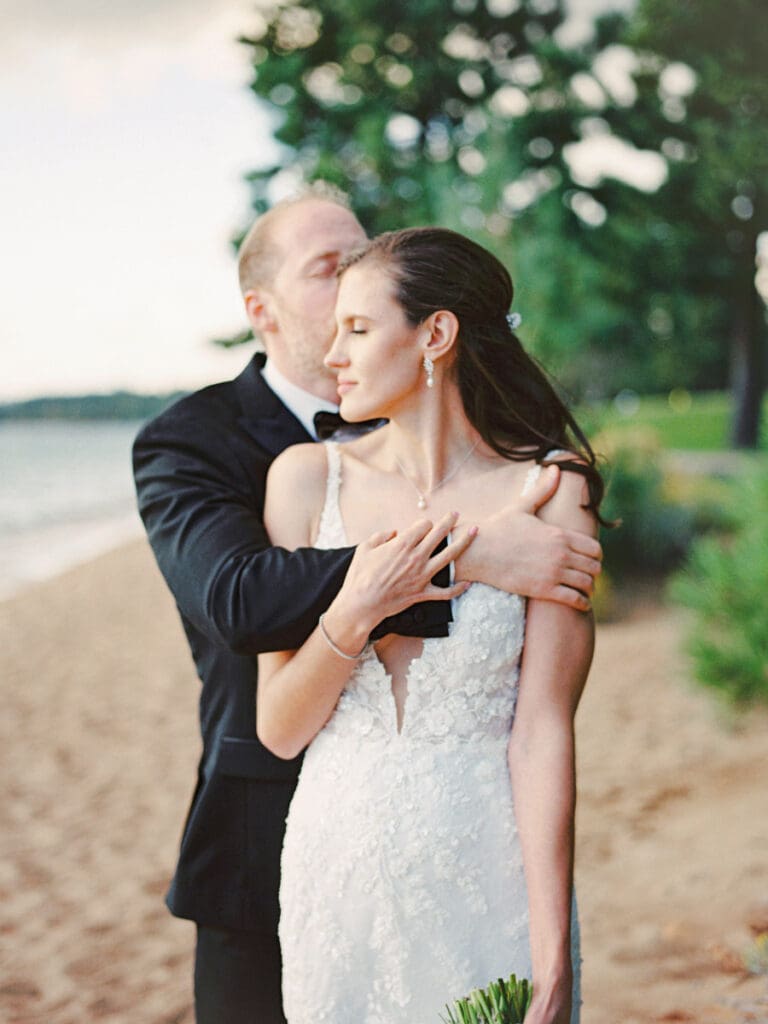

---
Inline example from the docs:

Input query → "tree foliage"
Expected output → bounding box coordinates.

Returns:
[236,0,767,438]
[624,0,768,445]
[670,473,768,704]
[240,1,665,396]
[241,0,628,233]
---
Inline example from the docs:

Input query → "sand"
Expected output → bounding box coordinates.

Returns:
[1,540,766,1023]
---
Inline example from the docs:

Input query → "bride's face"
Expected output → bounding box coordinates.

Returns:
[326,262,424,421]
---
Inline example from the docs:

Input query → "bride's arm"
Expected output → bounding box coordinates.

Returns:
[507,466,597,1024]
[257,446,473,760]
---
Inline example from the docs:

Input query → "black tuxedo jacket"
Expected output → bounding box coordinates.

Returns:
[132,354,449,933]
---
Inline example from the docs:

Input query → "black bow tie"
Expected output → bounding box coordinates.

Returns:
[313,410,346,439]
[313,410,387,440]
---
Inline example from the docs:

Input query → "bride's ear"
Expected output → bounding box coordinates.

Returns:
[420,310,459,362]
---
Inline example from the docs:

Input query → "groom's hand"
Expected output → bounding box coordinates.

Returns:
[454,465,602,611]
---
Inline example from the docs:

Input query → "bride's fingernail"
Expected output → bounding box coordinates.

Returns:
[468,525,479,537]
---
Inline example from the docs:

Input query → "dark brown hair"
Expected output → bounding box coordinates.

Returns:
[339,226,608,522]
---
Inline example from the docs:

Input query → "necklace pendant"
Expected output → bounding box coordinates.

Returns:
[394,438,478,514]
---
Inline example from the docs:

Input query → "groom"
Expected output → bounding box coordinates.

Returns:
[133,183,602,1024]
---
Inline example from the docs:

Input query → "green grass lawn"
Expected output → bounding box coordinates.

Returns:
[582,391,768,451]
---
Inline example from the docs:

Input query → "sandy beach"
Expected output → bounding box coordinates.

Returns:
[1,539,766,1023]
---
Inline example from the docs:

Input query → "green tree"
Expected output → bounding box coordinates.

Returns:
[237,0,674,399]
[235,0,766,426]
[242,0,591,232]
[624,0,768,446]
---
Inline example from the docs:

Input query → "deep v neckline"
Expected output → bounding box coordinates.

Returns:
[318,442,444,736]
[316,442,553,735]
[338,543,438,737]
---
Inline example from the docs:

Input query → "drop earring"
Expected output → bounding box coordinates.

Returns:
[423,355,435,388]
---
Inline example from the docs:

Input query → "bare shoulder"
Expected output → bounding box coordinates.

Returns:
[268,441,328,488]
[264,443,330,548]
[537,451,598,538]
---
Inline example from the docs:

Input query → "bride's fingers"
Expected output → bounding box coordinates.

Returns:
[417,580,471,603]
[362,527,398,549]
[367,511,461,557]
[424,522,477,571]
[414,510,461,556]
[398,517,438,548]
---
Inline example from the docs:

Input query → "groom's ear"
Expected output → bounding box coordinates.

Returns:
[421,310,459,361]
[244,288,278,336]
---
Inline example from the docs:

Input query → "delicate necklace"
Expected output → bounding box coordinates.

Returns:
[394,440,479,509]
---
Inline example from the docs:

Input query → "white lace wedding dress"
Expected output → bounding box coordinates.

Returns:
[279,442,581,1024]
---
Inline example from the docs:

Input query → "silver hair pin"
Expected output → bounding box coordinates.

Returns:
[506,312,522,330]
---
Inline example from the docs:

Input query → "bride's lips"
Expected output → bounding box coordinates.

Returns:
[336,380,356,395]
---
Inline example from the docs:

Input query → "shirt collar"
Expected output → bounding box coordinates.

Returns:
[261,358,338,440]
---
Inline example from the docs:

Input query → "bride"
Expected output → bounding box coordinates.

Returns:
[256,227,605,1024]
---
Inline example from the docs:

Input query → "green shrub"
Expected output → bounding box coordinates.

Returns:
[596,429,695,580]
[669,474,768,705]
[581,390,768,452]
[744,933,768,975]
[662,470,740,536]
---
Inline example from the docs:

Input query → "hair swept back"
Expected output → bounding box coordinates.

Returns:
[339,226,610,524]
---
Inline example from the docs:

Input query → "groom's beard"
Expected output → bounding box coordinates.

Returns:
[278,317,339,389]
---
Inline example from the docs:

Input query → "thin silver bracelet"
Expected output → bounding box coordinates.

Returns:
[318,613,370,660]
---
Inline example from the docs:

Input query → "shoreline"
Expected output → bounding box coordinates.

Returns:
[1,542,767,1023]
[0,517,144,602]
[1,417,146,602]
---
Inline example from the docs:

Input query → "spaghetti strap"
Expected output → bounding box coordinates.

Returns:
[314,441,349,548]
[521,448,570,497]
[324,441,342,505]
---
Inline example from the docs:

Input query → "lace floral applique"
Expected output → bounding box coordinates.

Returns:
[279,446,581,1023]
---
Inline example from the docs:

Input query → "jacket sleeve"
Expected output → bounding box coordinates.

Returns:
[132,412,354,656]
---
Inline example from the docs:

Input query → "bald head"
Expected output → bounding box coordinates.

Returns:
[237,183,353,295]
[238,191,367,400]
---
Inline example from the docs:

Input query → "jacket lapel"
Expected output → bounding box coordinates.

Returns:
[234,354,314,456]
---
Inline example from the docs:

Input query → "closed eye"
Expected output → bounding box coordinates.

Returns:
[335,313,373,335]
[346,317,372,335]
[309,256,339,277]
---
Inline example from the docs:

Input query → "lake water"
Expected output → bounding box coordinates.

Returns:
[0,420,146,599]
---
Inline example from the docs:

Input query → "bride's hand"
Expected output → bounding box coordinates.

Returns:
[322,511,475,653]
[523,978,572,1024]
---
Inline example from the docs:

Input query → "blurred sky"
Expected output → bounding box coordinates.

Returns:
[1,0,643,402]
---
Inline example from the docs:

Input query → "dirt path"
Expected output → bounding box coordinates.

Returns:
[1,541,766,1022]
[576,601,768,1022]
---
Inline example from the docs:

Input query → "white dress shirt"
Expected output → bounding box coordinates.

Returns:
[261,359,339,441]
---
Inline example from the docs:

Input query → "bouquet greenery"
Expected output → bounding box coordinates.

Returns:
[441,974,532,1023]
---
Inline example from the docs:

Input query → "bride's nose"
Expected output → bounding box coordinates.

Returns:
[324,331,349,370]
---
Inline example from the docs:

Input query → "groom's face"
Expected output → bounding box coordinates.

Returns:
[263,200,367,387]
